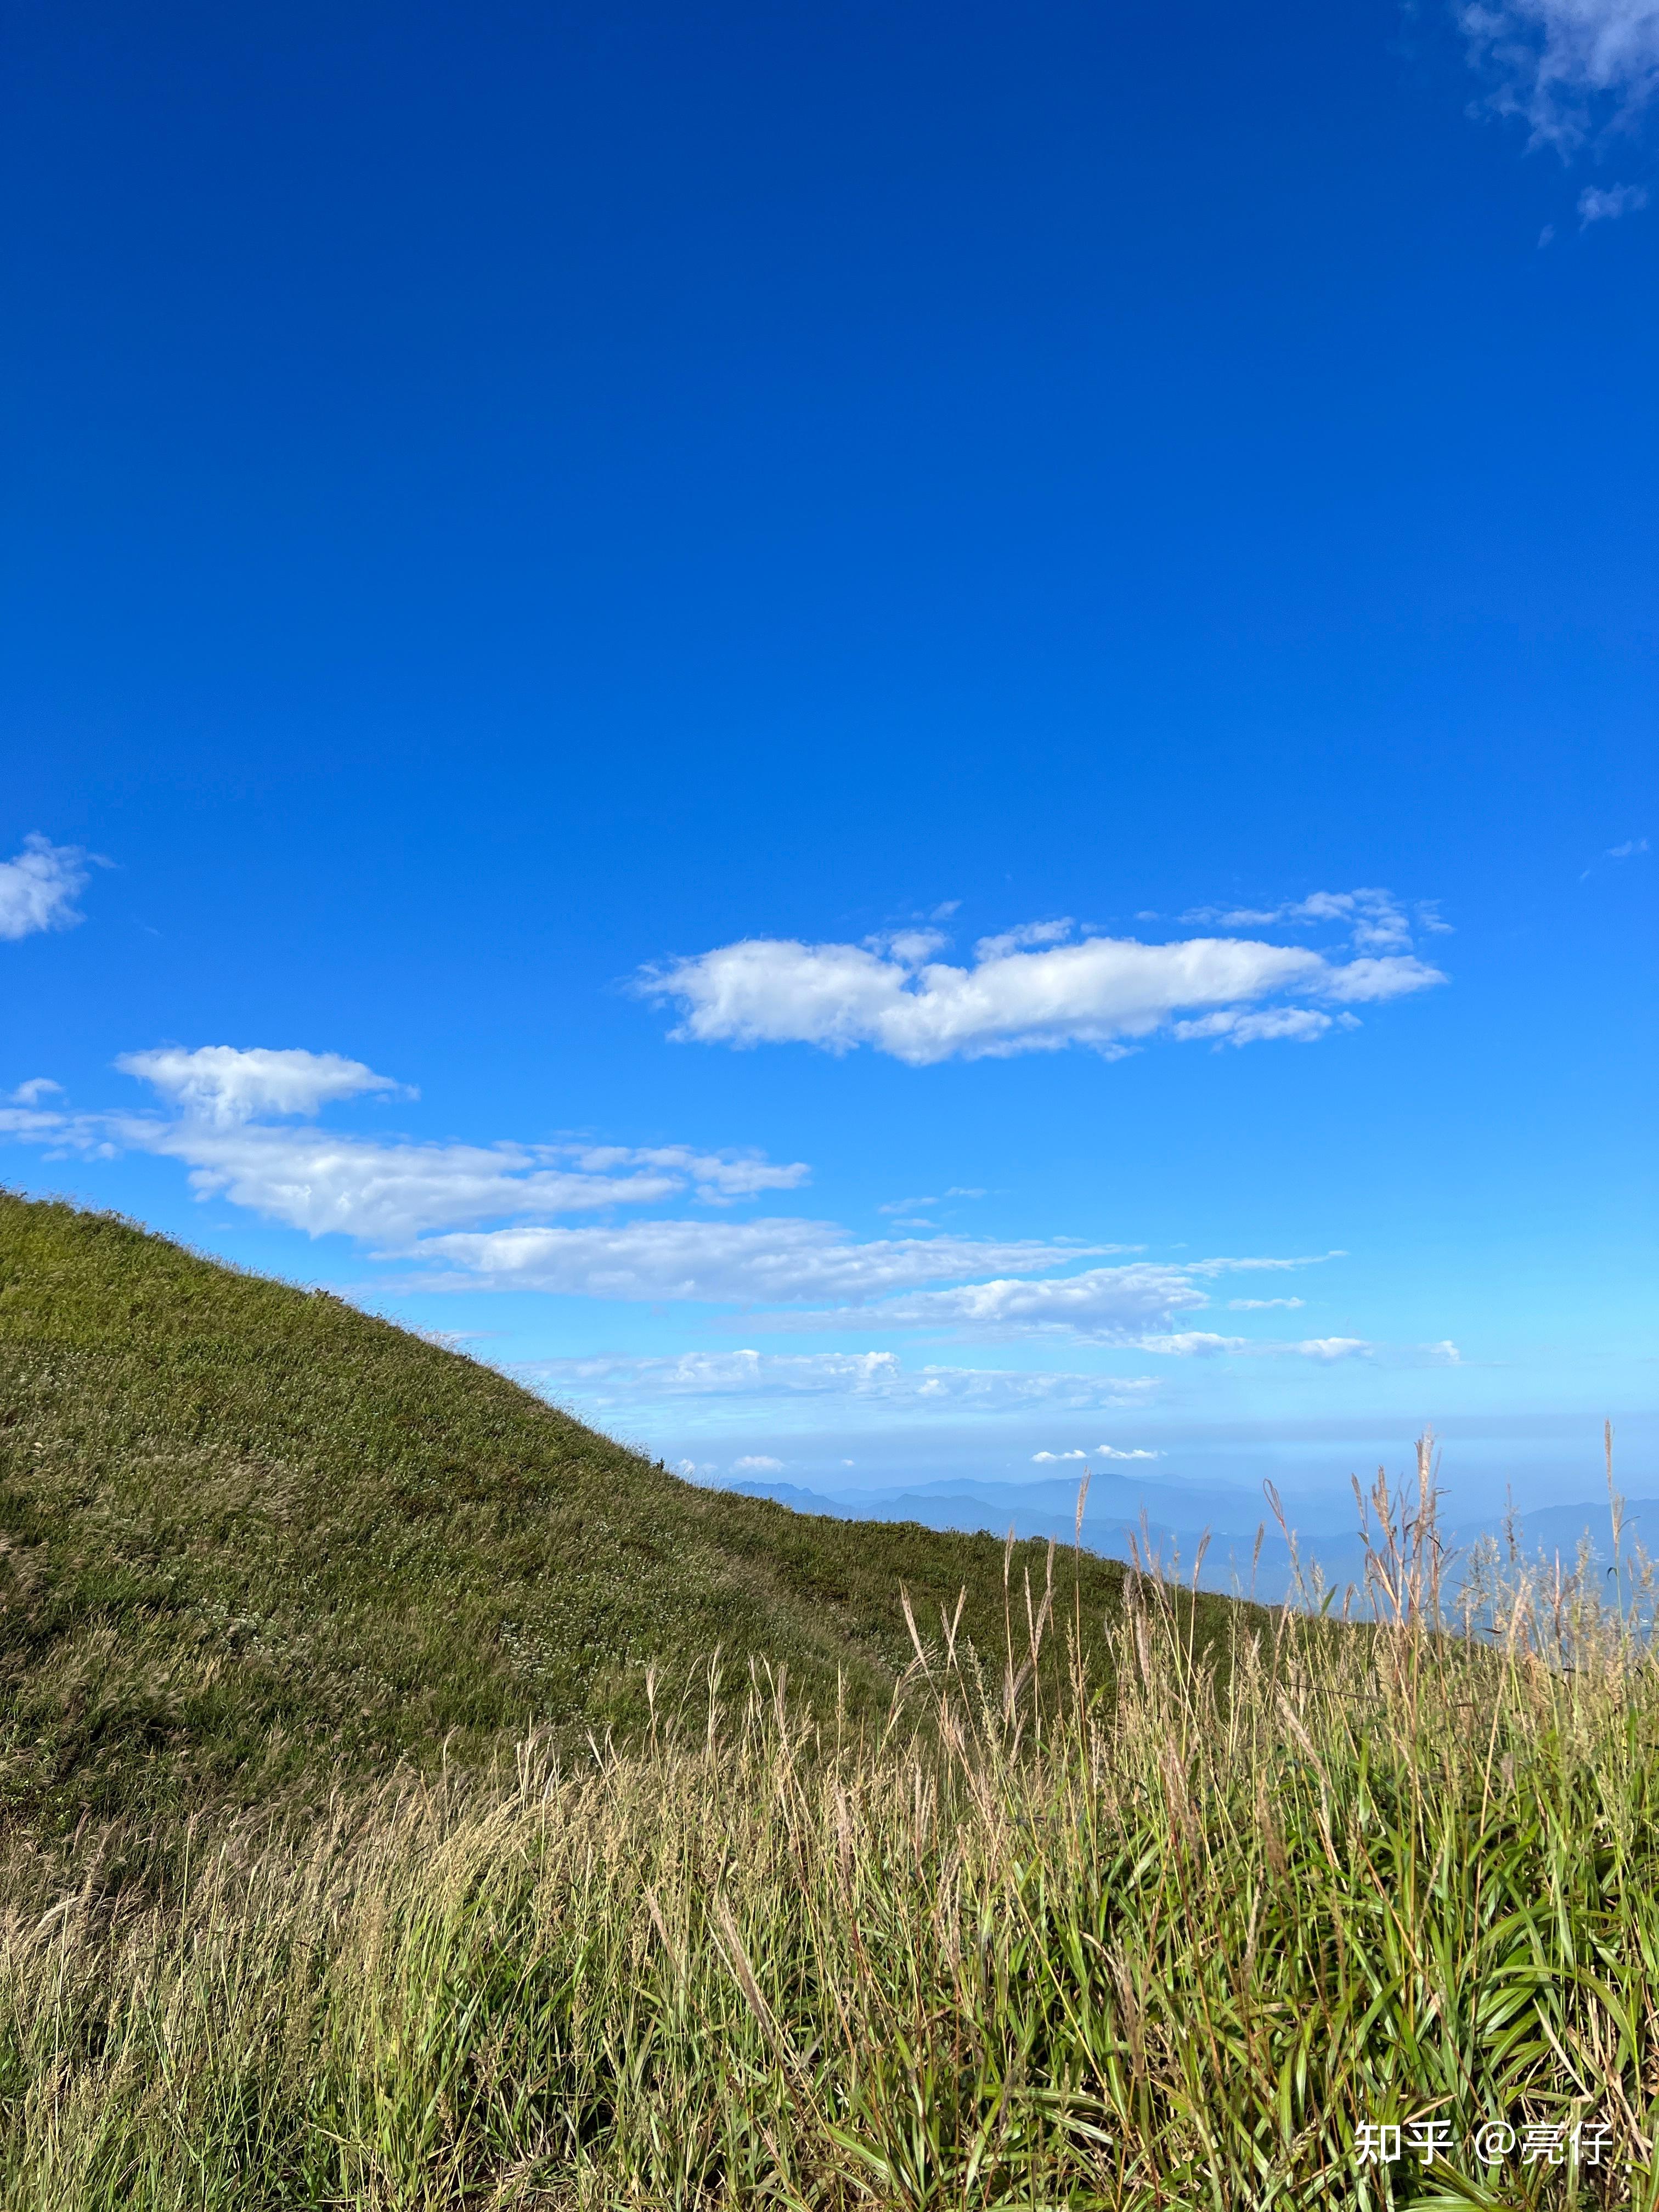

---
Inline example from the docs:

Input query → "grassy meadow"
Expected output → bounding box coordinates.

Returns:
[0,1193,1159,1834]
[2,1197,1657,2208]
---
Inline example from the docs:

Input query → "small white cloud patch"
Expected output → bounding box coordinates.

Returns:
[1579,182,1650,223]
[116,1046,406,1126]
[0,835,95,941]
[1032,1444,1160,1463]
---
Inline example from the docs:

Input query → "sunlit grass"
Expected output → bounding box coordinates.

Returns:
[4,1437,1656,2209]
[0,1193,1153,1834]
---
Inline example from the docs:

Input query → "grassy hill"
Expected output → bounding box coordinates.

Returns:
[0,1191,1189,1832]
[8,1197,1657,2207]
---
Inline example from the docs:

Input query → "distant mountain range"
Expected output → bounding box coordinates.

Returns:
[720,1472,1656,1606]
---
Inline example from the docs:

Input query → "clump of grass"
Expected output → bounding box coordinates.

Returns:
[3,1437,1655,2209]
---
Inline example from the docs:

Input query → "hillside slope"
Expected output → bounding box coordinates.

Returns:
[0,1194,1176,1830]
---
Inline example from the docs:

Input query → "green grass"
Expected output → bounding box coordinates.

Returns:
[4,1511,1657,2208]
[0,1191,1187,1832]
[3,1191,1655,2208]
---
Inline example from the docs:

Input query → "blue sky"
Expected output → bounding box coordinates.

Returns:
[3,0,1654,1522]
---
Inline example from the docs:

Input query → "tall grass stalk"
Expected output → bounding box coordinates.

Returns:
[3,1439,1657,2209]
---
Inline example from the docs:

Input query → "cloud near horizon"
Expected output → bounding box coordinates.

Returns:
[636,892,1445,1065]
[1033,1445,1161,1463]
[523,1348,1163,1412]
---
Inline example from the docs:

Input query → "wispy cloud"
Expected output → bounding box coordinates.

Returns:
[0,1046,812,1244]
[1132,1333,1370,1362]
[877,1187,985,1224]
[637,891,1444,1066]
[1178,888,1432,952]
[843,1262,1212,1340]
[1,1049,1373,1359]
[748,1256,1348,1346]
[524,1349,1161,1410]
[5,1078,61,1107]
[1581,834,1650,878]
[125,1126,710,1242]
[1459,0,1659,151]
[1578,178,1650,217]
[0,834,95,941]
[409,1220,1111,1305]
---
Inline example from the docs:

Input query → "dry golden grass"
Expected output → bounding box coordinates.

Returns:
[3,1437,1657,2209]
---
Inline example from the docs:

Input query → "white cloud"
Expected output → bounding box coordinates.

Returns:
[1032,1444,1160,1463]
[1580,834,1651,879]
[410,1219,1109,1304]
[1181,888,1418,952]
[121,1122,696,1240]
[1132,1331,1371,1361]
[770,1254,1339,1344]
[1,1053,1384,1366]
[415,1242,1334,1338]
[877,1187,984,1223]
[525,1348,1161,1411]
[731,1455,785,1474]
[116,1046,406,1126]
[863,1262,1210,1340]
[1460,0,1659,149]
[0,1058,812,1245]
[1427,1340,1465,1364]
[5,1078,61,1107]
[1228,1296,1305,1311]
[639,897,1444,1066]
[1172,1007,1339,1047]
[1579,179,1650,217]
[0,834,93,941]
[973,918,1076,960]
[1138,1331,1249,1356]
[559,1143,810,1203]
